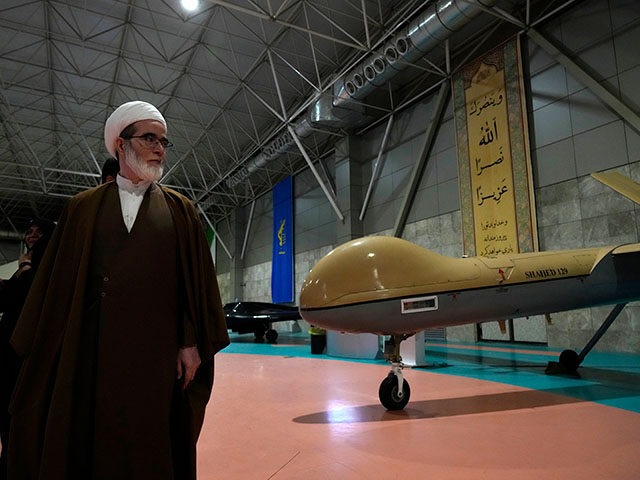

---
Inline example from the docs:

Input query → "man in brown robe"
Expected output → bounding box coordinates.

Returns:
[7,101,229,480]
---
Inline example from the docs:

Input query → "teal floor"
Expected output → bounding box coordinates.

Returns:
[223,333,640,414]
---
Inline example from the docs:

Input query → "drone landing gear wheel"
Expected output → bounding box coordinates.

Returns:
[559,349,579,372]
[265,328,278,343]
[379,374,410,411]
[378,334,412,410]
[253,328,265,343]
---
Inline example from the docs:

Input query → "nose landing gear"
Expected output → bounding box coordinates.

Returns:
[379,335,411,410]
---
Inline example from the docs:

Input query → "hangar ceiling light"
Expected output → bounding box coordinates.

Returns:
[181,0,199,12]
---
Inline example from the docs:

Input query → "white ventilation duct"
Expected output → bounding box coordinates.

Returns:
[227,0,496,188]
[335,0,497,107]
[226,117,313,187]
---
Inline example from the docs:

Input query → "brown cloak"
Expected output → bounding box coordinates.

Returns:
[8,182,230,480]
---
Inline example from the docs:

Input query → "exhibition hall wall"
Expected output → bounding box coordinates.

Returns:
[216,0,640,353]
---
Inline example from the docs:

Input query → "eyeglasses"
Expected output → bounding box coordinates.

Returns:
[122,133,173,149]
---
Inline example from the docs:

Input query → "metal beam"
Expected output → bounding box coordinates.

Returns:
[0,185,72,198]
[162,3,308,184]
[361,0,371,48]
[160,7,219,123]
[240,200,256,260]
[44,167,100,178]
[243,84,286,122]
[360,114,393,221]
[271,49,320,92]
[576,303,626,365]
[205,0,367,51]
[0,95,47,194]
[105,0,133,117]
[392,81,449,238]
[197,204,233,260]
[267,49,288,119]
[530,0,581,28]
[82,137,102,180]
[304,2,366,49]
[287,124,344,221]
[0,203,21,237]
[527,28,640,135]
[44,0,60,188]
[190,1,429,201]
[459,0,525,28]
[317,156,336,199]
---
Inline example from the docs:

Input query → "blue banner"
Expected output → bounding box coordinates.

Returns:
[272,176,293,303]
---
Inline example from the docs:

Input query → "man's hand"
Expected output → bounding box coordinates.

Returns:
[176,346,201,390]
[16,252,32,277]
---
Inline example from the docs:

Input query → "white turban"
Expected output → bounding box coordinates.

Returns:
[104,101,166,158]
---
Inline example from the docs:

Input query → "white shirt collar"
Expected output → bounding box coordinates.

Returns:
[116,174,151,196]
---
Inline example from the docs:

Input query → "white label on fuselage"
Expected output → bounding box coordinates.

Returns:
[401,295,438,314]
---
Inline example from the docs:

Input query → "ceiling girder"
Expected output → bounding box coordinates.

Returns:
[0,0,583,231]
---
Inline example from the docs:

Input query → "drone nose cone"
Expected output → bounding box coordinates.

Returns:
[299,236,443,309]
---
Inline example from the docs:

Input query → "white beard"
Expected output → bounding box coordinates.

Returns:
[123,143,163,182]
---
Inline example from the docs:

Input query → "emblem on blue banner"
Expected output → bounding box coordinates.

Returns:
[272,177,293,302]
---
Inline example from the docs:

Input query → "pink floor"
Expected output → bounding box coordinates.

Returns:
[198,352,640,480]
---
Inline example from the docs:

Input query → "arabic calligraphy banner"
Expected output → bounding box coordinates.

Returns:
[272,176,294,303]
[453,36,537,257]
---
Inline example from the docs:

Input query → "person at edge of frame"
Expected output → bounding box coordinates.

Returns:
[0,218,55,480]
[101,157,120,184]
